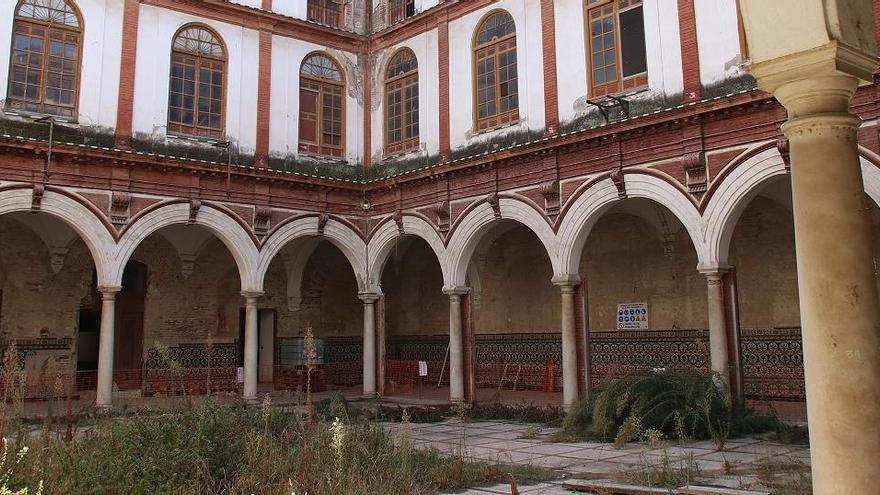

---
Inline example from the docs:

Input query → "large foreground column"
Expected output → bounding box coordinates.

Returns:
[742,33,880,492]
[699,265,730,389]
[553,276,580,409]
[242,292,261,401]
[359,293,380,397]
[444,287,469,402]
[96,286,121,408]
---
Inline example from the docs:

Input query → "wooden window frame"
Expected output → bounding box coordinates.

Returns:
[298,53,346,158]
[307,0,342,29]
[472,10,520,133]
[6,0,84,119]
[388,0,416,26]
[584,0,648,98]
[384,49,419,156]
[167,24,227,140]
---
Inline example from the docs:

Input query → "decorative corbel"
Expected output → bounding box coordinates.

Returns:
[434,201,450,233]
[30,184,44,212]
[610,168,627,200]
[188,199,201,224]
[110,191,131,226]
[392,209,404,234]
[486,192,501,219]
[777,137,791,173]
[681,151,707,194]
[539,180,560,216]
[317,212,329,235]
[253,206,272,237]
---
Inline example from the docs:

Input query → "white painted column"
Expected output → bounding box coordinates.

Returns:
[700,265,730,389]
[96,286,121,408]
[359,293,380,397]
[738,27,880,489]
[242,292,261,401]
[553,275,580,409]
[444,287,469,402]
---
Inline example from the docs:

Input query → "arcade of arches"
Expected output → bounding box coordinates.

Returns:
[2,168,879,420]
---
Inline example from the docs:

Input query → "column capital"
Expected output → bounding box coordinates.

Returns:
[358,292,381,303]
[551,274,581,287]
[98,286,122,298]
[442,285,470,296]
[240,291,264,304]
[697,263,730,279]
[749,42,878,118]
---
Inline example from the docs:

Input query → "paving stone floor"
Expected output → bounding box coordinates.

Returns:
[382,419,811,494]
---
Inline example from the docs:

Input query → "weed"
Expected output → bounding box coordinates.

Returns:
[617,450,700,489]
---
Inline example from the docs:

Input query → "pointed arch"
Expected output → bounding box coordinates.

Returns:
[0,186,115,286]
[114,202,259,291]
[257,216,367,293]
[446,197,558,287]
[704,148,880,267]
[366,215,448,290]
[556,172,705,276]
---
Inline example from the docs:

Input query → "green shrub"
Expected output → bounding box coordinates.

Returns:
[559,372,754,448]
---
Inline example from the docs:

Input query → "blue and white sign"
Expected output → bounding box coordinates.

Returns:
[617,302,648,330]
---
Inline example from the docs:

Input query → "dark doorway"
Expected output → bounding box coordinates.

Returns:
[76,261,147,390]
[237,308,275,383]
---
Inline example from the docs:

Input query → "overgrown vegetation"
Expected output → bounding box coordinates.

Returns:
[616,451,701,489]
[557,372,781,448]
[0,399,549,495]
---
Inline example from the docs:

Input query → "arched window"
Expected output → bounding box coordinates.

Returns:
[384,49,419,155]
[473,11,518,132]
[299,54,345,158]
[307,0,342,29]
[7,0,83,118]
[167,25,226,138]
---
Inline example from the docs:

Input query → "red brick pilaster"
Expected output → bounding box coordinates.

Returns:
[438,17,451,162]
[114,0,140,149]
[874,0,880,54]
[261,0,272,10]
[540,0,559,135]
[255,29,273,167]
[677,0,702,102]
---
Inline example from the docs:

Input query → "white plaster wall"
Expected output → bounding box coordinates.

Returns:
[448,0,546,152]
[0,0,124,129]
[554,0,588,125]
[131,5,259,153]
[694,0,744,87]
[369,29,440,161]
[272,1,307,19]
[228,0,263,9]
[643,0,683,99]
[268,35,363,163]
[415,0,440,12]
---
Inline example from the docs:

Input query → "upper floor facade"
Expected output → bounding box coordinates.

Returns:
[0,0,776,180]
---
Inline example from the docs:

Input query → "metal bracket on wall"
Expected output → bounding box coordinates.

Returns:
[585,94,632,123]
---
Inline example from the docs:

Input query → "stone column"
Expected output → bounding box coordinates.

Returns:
[553,275,581,409]
[444,287,469,402]
[747,44,880,492]
[242,292,261,401]
[96,286,121,408]
[359,293,380,397]
[700,265,730,389]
